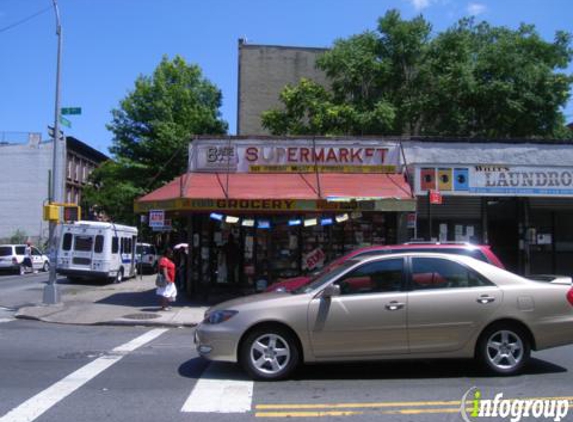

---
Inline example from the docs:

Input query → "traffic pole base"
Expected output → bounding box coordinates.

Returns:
[43,284,61,305]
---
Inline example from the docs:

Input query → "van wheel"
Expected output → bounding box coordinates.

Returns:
[114,268,124,284]
[43,262,50,272]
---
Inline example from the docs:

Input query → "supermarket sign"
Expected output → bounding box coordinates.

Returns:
[415,165,573,197]
[190,139,402,173]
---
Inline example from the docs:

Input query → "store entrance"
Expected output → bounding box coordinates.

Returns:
[487,198,519,273]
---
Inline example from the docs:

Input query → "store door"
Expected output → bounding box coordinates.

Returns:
[487,198,519,273]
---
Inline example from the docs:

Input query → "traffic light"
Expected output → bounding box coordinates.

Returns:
[62,205,81,222]
[47,125,64,140]
[43,204,59,221]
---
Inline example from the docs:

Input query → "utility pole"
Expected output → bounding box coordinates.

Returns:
[44,0,64,304]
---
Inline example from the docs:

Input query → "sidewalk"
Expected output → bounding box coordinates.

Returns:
[15,274,211,327]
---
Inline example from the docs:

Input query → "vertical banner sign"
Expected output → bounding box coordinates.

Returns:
[148,210,165,228]
[429,190,443,205]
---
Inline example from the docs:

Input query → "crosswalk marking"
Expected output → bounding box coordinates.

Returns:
[0,328,168,422]
[181,363,253,413]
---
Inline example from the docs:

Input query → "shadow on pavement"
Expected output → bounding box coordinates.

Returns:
[95,289,158,307]
[292,357,567,380]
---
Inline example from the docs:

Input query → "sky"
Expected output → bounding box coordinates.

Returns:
[1,0,572,154]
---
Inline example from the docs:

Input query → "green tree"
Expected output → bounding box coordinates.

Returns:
[84,55,228,223]
[262,10,573,138]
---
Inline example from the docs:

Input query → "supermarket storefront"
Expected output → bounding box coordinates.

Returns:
[136,137,415,294]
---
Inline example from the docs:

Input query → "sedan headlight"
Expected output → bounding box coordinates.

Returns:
[204,310,238,324]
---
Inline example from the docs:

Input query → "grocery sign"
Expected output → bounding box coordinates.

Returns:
[415,165,573,197]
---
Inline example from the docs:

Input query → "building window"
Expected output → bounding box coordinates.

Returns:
[67,159,73,180]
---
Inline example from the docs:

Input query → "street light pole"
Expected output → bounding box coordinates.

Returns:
[44,0,64,304]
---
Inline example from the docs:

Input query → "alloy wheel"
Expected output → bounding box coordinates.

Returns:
[486,330,524,371]
[249,333,291,375]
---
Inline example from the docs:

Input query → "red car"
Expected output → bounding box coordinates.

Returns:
[265,242,504,293]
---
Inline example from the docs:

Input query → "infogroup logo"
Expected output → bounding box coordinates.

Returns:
[460,387,570,422]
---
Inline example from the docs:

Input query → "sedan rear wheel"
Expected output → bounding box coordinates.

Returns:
[43,261,50,272]
[478,325,530,375]
[240,327,299,381]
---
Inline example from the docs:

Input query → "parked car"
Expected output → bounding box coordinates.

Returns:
[136,243,159,274]
[0,244,50,274]
[265,242,504,293]
[196,252,573,380]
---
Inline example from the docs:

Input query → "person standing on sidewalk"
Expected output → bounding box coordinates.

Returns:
[21,241,34,275]
[156,247,177,311]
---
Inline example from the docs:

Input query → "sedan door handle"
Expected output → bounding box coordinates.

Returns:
[385,301,405,311]
[477,295,496,304]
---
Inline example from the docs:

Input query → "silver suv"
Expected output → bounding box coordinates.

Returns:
[0,244,50,274]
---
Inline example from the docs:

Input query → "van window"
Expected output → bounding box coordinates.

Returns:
[74,236,93,252]
[0,247,12,256]
[127,238,132,254]
[15,246,25,255]
[112,237,119,253]
[62,233,72,251]
[94,235,104,253]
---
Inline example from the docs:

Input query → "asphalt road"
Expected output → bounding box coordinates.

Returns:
[1,319,572,422]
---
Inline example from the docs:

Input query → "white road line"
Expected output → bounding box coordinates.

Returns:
[181,363,253,413]
[0,328,168,422]
[0,318,14,323]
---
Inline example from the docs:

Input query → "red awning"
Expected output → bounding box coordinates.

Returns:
[136,172,414,212]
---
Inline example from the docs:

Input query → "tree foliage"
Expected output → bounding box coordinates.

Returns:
[84,55,227,224]
[262,10,573,138]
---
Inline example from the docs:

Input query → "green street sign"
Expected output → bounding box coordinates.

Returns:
[60,116,72,128]
[61,107,82,115]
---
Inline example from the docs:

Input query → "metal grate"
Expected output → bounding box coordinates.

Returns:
[122,313,160,320]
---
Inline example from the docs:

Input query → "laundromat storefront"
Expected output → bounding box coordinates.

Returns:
[413,162,573,275]
[135,138,415,292]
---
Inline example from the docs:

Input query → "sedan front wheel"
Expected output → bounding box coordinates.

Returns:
[239,326,299,381]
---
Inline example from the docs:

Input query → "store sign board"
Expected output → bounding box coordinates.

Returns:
[148,209,165,227]
[415,165,573,197]
[135,197,416,213]
[190,139,402,173]
[302,248,325,271]
[429,190,443,204]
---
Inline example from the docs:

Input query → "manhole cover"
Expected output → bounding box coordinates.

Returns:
[122,313,160,320]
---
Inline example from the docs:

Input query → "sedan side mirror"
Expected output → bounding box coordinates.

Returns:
[322,284,341,298]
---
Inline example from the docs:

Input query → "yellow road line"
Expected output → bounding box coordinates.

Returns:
[255,396,573,410]
[256,411,364,418]
[256,405,573,418]
[255,397,573,418]
[256,400,462,410]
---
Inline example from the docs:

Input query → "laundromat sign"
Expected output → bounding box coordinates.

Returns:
[189,139,402,173]
[415,165,573,197]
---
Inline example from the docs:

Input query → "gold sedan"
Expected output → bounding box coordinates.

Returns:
[195,253,573,380]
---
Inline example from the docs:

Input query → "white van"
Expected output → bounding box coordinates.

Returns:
[57,221,138,282]
[136,242,159,274]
